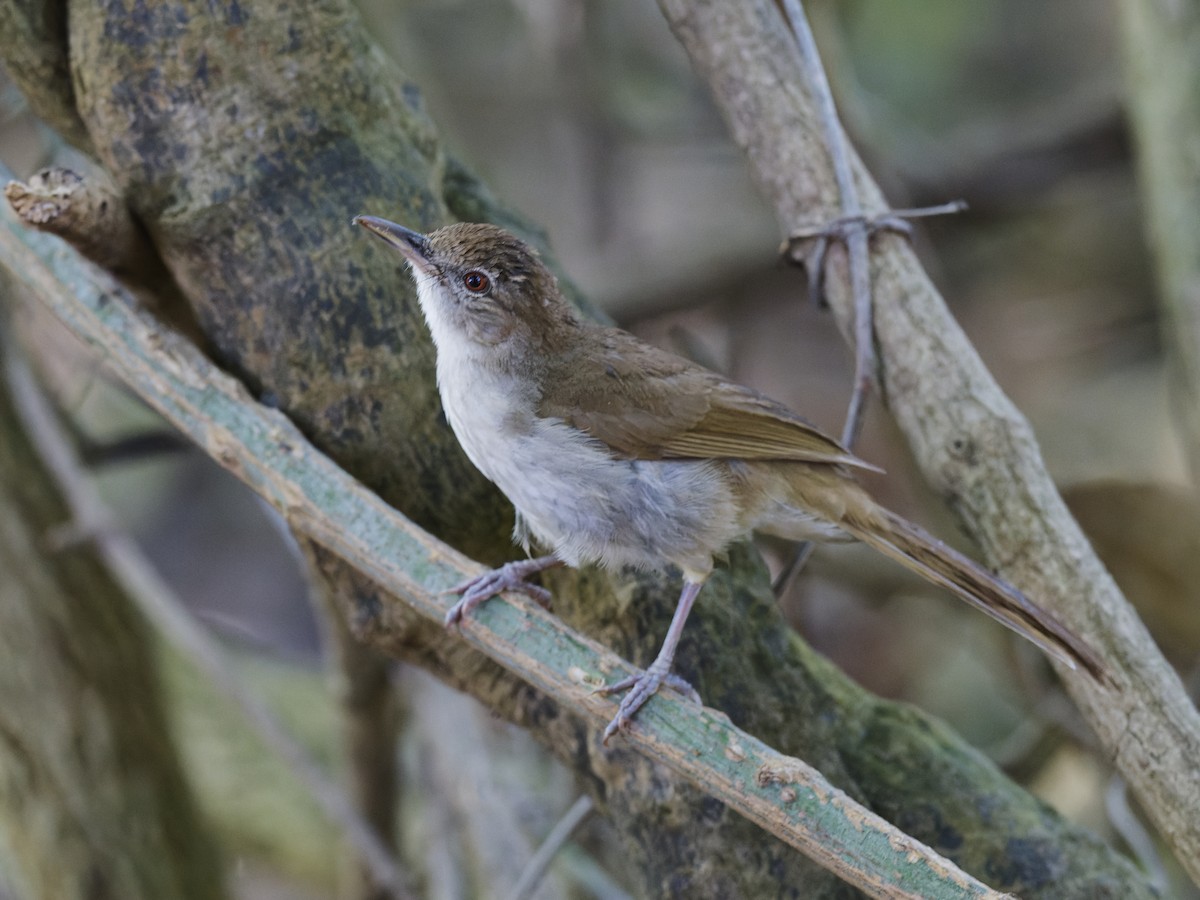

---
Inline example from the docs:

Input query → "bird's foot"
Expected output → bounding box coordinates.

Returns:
[596,664,700,743]
[444,557,556,626]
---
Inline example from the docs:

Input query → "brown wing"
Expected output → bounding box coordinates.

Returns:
[538,326,879,470]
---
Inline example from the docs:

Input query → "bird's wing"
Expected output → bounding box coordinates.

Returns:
[537,327,878,470]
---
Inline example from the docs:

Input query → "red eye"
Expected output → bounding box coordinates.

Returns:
[463,271,490,294]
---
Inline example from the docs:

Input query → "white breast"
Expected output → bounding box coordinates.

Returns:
[416,275,743,578]
[434,348,740,579]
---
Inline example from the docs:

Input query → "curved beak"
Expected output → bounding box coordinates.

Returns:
[353,215,436,275]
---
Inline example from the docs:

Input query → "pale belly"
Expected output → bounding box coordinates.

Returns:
[435,356,849,578]
[447,401,741,579]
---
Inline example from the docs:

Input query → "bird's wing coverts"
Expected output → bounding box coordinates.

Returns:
[538,327,878,470]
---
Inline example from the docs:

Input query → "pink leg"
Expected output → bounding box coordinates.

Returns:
[444,555,563,626]
[598,580,704,743]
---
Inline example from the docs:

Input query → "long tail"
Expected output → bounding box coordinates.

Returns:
[841,506,1107,681]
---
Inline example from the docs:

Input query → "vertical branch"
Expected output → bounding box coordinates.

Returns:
[1118,0,1200,486]
[778,0,874,447]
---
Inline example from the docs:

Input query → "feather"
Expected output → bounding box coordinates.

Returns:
[538,326,880,471]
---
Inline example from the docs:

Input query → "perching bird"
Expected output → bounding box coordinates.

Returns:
[354,215,1105,741]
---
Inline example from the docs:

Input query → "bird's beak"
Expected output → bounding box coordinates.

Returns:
[353,215,436,275]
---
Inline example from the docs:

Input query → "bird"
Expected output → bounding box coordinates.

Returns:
[353,214,1105,741]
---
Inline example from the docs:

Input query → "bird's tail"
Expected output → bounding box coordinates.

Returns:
[841,505,1107,681]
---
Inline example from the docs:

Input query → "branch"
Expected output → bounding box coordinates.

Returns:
[505,795,595,900]
[4,165,201,339]
[5,166,143,270]
[778,0,873,448]
[657,0,1200,882]
[1,169,1011,900]
[1118,0,1200,486]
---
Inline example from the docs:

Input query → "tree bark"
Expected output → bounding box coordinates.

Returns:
[0,316,226,899]
[0,0,1163,896]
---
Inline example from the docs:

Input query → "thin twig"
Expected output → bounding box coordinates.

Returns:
[768,21,967,599]
[3,343,416,900]
[785,201,969,242]
[770,539,814,598]
[779,0,872,449]
[770,1,871,598]
[505,794,595,900]
[0,166,1010,900]
[1104,776,1168,894]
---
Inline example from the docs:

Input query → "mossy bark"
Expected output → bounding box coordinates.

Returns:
[0,0,1160,896]
[0,324,226,899]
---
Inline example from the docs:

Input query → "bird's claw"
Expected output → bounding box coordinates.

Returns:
[443,560,554,626]
[596,667,700,743]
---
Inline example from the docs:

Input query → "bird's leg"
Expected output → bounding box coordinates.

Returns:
[444,555,564,626]
[598,580,704,743]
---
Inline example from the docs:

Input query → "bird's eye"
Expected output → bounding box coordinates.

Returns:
[463,271,491,294]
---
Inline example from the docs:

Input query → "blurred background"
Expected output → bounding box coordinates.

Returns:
[2,0,1197,897]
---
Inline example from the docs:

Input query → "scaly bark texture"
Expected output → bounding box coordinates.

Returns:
[0,324,225,899]
[0,1,1164,895]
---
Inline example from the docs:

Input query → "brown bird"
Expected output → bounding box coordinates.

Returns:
[354,215,1105,741]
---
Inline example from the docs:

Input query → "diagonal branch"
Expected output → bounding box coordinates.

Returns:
[657,0,1200,883]
[1,167,1010,900]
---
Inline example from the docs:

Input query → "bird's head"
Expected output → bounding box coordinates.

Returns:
[354,216,577,358]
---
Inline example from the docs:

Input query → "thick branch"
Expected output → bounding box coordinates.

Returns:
[657,0,1200,881]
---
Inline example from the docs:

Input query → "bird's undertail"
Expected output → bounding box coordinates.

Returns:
[842,506,1107,682]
